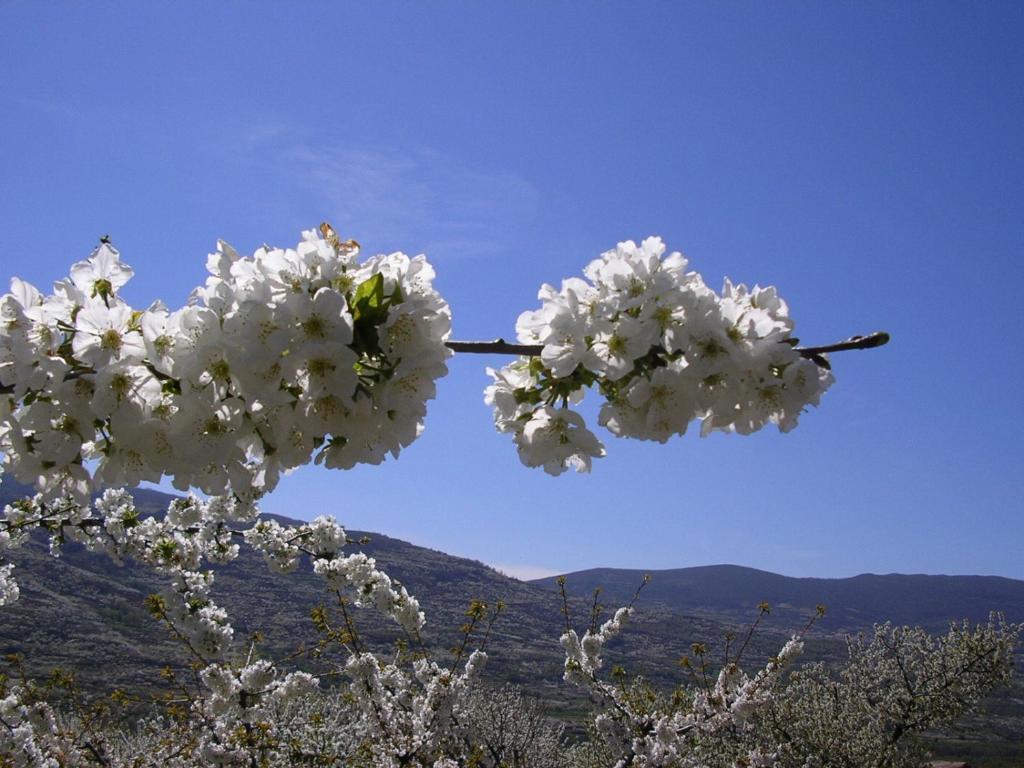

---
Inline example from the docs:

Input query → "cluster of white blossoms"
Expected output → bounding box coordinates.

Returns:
[561,606,633,686]
[0,487,438,765]
[486,237,834,474]
[0,488,424,634]
[0,685,64,768]
[344,649,489,765]
[562,605,807,768]
[0,562,17,606]
[0,226,451,504]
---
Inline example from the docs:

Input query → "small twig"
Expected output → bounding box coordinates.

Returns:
[628,574,651,610]
[588,587,604,635]
[449,599,487,673]
[795,331,890,356]
[336,593,365,656]
[477,599,505,652]
[557,576,572,634]
[691,643,712,697]
[734,602,771,667]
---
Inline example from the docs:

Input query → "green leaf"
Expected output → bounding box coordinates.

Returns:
[350,274,391,358]
[351,273,385,322]
[513,387,542,406]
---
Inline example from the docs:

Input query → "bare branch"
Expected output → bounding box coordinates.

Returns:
[794,331,890,356]
[445,331,891,360]
[445,339,544,356]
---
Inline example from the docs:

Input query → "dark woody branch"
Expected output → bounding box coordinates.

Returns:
[445,331,890,360]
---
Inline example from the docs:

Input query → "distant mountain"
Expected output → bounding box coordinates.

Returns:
[532,564,1024,633]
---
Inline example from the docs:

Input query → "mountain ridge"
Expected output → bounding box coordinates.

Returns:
[532,563,1024,633]
[557,561,1024,580]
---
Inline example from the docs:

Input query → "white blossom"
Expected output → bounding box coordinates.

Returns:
[489,237,833,472]
[515,406,606,476]
[0,563,18,606]
[0,229,451,504]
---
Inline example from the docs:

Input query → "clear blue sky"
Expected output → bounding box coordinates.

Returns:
[2,2,1021,580]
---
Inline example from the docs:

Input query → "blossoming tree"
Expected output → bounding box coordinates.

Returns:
[0,226,915,767]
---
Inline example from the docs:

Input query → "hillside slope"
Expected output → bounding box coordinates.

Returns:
[0,481,766,701]
[2,479,1021,764]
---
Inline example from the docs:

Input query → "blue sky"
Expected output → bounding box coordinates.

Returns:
[2,2,1022,580]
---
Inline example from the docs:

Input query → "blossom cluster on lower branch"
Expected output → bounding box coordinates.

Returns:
[0,488,1019,767]
[0,484,803,767]
[0,488,452,765]
[560,604,806,768]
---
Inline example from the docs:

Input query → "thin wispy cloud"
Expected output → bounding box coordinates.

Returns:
[237,127,540,261]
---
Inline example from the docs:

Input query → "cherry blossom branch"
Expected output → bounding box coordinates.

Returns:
[445,330,890,358]
[0,332,885,404]
[0,332,890,397]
